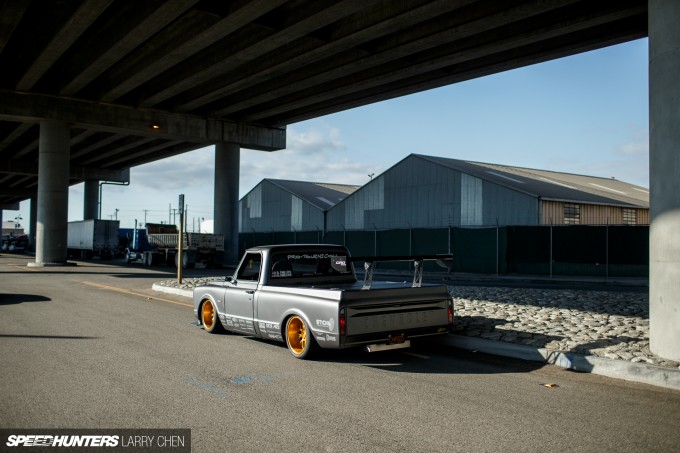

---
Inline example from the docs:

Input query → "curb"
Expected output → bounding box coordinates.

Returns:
[444,335,680,391]
[151,283,192,298]
[151,283,680,391]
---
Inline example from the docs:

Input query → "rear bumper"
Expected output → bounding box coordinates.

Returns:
[339,324,451,349]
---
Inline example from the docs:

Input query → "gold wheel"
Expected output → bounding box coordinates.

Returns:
[201,300,223,333]
[286,315,309,357]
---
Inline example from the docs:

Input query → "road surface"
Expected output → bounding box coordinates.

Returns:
[1,254,678,452]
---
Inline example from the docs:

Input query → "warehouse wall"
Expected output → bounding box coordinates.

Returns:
[541,200,650,225]
[481,179,538,226]
[326,155,538,230]
[240,180,325,232]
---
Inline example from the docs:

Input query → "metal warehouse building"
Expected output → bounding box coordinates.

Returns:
[325,154,649,231]
[240,179,359,233]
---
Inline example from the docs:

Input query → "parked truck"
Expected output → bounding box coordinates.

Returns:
[67,219,120,259]
[137,222,225,268]
[193,244,454,359]
[1,234,28,253]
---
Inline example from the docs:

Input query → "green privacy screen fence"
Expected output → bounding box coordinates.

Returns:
[239,225,649,277]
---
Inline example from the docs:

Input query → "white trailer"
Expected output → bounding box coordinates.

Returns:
[67,219,120,259]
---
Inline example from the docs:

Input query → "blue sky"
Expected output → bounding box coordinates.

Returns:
[6,38,649,231]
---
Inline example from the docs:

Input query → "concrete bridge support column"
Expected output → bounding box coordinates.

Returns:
[84,179,99,220]
[214,142,240,265]
[649,0,680,361]
[31,120,70,266]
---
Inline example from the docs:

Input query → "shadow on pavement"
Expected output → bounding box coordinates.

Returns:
[568,336,643,356]
[451,315,565,348]
[0,334,99,340]
[323,341,545,375]
[0,294,51,305]
[246,336,545,375]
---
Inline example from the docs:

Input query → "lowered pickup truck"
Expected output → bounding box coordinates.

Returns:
[193,244,453,358]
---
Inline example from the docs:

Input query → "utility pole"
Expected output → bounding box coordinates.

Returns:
[177,194,185,284]
[142,209,149,227]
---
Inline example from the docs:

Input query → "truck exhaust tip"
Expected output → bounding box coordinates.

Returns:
[365,340,411,353]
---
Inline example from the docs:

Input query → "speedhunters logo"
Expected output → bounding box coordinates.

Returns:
[5,435,119,447]
[1,430,190,452]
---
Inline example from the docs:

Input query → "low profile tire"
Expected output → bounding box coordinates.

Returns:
[201,299,225,334]
[285,315,318,359]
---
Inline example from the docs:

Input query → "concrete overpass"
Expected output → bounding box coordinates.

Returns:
[0,1,678,361]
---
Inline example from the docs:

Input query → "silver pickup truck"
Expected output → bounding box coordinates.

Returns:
[193,244,453,358]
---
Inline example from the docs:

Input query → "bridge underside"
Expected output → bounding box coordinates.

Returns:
[0,0,647,205]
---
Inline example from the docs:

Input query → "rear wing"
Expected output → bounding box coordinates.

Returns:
[350,255,453,290]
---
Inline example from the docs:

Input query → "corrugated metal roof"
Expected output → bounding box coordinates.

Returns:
[265,179,360,211]
[415,154,649,208]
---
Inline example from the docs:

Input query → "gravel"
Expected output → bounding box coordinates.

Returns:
[449,285,680,369]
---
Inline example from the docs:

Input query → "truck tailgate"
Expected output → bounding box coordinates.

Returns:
[342,285,450,339]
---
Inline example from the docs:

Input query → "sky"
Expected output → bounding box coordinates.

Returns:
[5,38,649,232]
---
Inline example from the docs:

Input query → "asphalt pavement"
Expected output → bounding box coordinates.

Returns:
[2,253,680,453]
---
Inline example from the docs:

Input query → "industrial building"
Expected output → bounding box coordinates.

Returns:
[240,179,359,233]
[325,154,649,231]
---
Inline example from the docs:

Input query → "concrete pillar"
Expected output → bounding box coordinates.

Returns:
[84,179,99,220]
[32,120,70,266]
[29,197,37,253]
[649,0,680,361]
[214,142,240,265]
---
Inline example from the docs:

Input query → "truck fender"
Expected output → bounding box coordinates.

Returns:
[280,309,314,339]
[280,309,337,347]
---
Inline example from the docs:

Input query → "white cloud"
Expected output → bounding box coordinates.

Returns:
[240,125,380,194]
[619,141,648,157]
[286,126,345,155]
[128,146,215,192]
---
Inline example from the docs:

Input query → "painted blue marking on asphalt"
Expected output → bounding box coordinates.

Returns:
[229,371,300,384]
[183,376,228,398]
[230,376,252,383]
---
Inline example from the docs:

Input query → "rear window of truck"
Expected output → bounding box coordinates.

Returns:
[270,253,352,280]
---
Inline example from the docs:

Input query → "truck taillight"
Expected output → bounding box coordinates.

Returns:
[448,299,453,324]
[339,309,346,336]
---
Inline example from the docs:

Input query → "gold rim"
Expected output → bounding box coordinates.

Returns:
[287,316,307,355]
[202,300,215,330]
